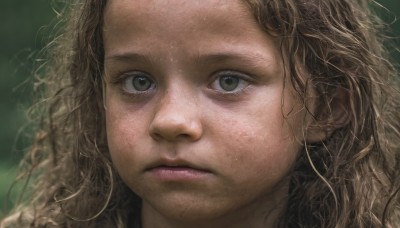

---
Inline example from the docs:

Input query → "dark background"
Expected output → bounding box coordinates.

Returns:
[1,0,399,217]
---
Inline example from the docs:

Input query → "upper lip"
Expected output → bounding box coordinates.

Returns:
[145,157,211,172]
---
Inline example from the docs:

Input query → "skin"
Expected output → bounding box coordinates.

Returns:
[103,0,314,227]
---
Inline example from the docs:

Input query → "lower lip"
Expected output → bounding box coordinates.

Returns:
[148,166,212,181]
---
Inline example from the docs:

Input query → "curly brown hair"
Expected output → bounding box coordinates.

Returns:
[1,0,400,227]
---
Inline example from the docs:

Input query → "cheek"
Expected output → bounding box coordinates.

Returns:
[106,115,129,167]
[107,107,133,152]
[105,91,149,158]
[210,110,301,185]
[105,104,145,179]
[106,115,154,199]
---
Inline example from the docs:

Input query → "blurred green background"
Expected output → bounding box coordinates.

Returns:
[1,0,56,217]
[0,0,399,218]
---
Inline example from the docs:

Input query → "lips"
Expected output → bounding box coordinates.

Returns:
[145,158,212,181]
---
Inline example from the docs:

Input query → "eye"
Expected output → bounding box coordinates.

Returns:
[210,71,250,93]
[122,72,155,94]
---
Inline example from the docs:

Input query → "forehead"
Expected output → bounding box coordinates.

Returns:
[102,0,273,54]
[103,0,255,32]
[104,0,251,14]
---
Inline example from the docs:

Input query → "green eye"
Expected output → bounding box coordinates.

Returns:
[219,76,240,91]
[132,76,152,91]
[122,73,155,93]
[210,71,250,93]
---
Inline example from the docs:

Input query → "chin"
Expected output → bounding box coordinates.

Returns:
[143,194,232,222]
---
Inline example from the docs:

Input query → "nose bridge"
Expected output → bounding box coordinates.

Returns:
[161,85,196,118]
[162,77,197,109]
[149,82,202,142]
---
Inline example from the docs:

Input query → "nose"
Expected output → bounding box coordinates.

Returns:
[149,91,203,142]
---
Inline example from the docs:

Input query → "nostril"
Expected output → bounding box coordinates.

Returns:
[148,99,203,142]
[149,125,195,142]
[149,116,203,142]
[150,132,162,141]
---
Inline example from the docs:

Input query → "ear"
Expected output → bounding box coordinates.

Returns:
[305,86,351,143]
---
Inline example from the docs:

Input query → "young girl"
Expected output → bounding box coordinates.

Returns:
[2,0,400,227]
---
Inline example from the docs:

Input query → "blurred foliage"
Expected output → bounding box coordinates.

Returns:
[0,0,55,216]
[0,0,399,218]
[1,0,55,164]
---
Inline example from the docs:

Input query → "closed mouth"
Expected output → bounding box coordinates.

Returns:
[145,158,211,173]
[149,165,210,172]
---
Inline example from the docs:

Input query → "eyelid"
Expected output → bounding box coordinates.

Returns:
[215,70,256,82]
[108,70,151,84]
[210,70,252,93]
[110,70,156,96]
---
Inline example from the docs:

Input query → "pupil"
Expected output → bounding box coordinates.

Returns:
[133,76,151,91]
[220,76,239,91]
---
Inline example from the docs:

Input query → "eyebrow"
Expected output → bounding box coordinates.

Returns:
[105,50,273,68]
[105,52,154,65]
[194,51,272,67]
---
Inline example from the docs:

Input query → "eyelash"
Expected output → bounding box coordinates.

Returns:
[110,71,156,97]
[209,70,251,95]
[110,69,253,98]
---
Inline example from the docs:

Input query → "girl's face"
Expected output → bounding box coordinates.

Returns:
[104,0,310,226]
